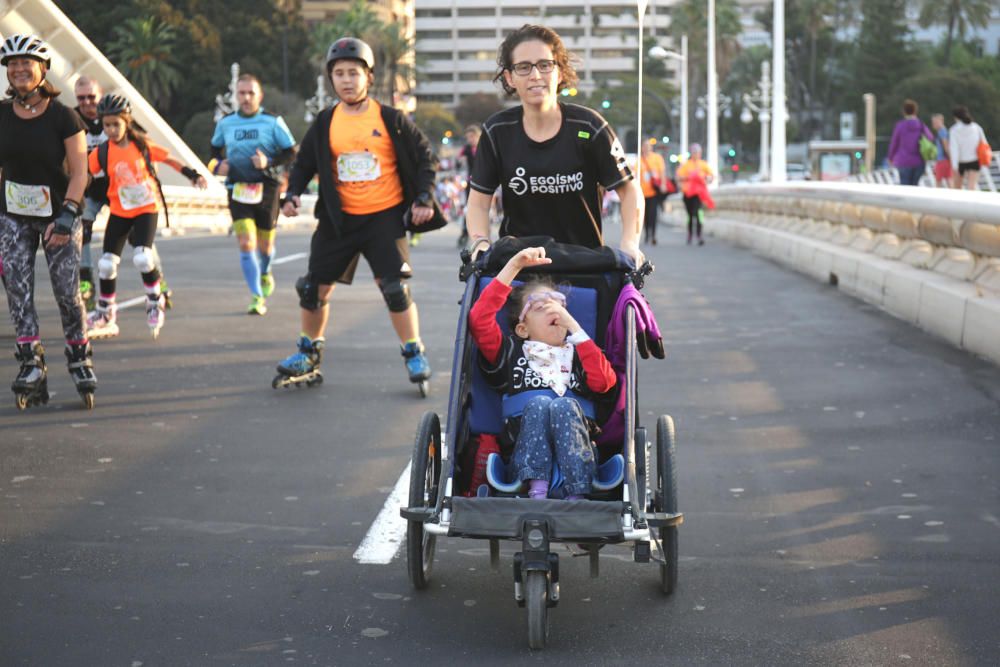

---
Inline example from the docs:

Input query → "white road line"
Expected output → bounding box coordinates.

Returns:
[116,295,148,311]
[273,252,308,266]
[353,462,411,564]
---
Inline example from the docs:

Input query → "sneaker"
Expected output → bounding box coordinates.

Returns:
[87,308,119,339]
[79,279,95,312]
[146,295,165,338]
[400,341,431,382]
[160,278,173,310]
[260,273,275,298]
[247,295,267,315]
[409,233,421,247]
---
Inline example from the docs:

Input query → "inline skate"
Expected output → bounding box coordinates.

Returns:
[65,341,97,409]
[273,336,324,389]
[146,294,165,339]
[11,341,48,410]
[401,340,431,397]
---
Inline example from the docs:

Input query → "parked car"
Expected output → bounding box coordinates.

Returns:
[786,163,812,181]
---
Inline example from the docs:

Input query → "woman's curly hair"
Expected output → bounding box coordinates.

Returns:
[493,24,579,97]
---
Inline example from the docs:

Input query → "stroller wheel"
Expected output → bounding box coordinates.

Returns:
[406,411,441,589]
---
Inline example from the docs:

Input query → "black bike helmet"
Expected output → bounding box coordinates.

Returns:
[96,93,131,117]
[0,34,52,68]
[325,37,375,72]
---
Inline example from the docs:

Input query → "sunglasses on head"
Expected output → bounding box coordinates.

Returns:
[519,290,566,322]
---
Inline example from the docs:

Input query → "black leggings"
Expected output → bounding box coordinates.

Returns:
[643,196,659,243]
[100,212,160,296]
[683,195,703,239]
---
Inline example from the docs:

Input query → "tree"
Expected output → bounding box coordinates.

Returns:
[851,0,919,120]
[107,16,182,109]
[918,0,992,66]
[414,102,460,144]
[887,68,999,141]
[454,93,504,129]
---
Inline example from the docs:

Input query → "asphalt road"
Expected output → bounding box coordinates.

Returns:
[1,218,998,666]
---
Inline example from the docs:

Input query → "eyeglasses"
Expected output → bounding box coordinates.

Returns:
[509,59,557,77]
[76,95,97,102]
[519,290,566,322]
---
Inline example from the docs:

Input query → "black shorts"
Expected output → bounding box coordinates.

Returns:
[227,180,281,231]
[104,212,158,255]
[309,204,410,285]
[957,160,980,176]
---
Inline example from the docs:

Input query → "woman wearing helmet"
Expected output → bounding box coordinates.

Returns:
[86,93,206,340]
[464,25,643,266]
[0,34,97,409]
[276,37,446,394]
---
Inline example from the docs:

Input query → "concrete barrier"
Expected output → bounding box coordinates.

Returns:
[702,182,1000,365]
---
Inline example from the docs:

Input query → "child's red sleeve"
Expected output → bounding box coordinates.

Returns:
[576,340,617,393]
[468,280,511,365]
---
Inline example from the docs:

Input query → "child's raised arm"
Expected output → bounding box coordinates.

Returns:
[495,247,551,286]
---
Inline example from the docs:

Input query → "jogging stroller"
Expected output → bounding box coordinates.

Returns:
[400,236,683,649]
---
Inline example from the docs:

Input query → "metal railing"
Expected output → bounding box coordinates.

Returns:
[847,151,1000,192]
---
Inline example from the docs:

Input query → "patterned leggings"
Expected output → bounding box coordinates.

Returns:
[0,214,86,342]
[512,395,597,496]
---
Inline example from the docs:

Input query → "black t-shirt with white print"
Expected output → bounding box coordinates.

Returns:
[0,99,85,221]
[76,106,109,202]
[470,103,632,249]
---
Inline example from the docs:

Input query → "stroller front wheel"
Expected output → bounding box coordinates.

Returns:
[407,411,441,589]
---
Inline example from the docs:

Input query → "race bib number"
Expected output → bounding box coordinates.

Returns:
[337,151,380,183]
[5,181,53,217]
[118,182,156,210]
[232,182,264,204]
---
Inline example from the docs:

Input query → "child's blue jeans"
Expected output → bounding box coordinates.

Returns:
[512,395,596,496]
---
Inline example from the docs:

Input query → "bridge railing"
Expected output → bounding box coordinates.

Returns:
[708,182,1000,363]
[714,182,1000,294]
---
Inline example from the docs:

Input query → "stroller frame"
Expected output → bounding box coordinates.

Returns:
[401,249,683,649]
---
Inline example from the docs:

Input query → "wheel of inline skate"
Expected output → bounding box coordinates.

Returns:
[272,375,283,390]
[418,380,429,398]
[15,394,27,410]
[311,373,324,387]
[82,392,94,410]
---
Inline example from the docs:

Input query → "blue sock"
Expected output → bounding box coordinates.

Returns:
[257,250,272,276]
[240,250,262,297]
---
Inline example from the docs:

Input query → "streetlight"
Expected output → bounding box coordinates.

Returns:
[707,0,719,180]
[648,34,687,156]
[771,0,787,183]
[740,61,771,180]
[696,92,732,120]
[214,62,240,122]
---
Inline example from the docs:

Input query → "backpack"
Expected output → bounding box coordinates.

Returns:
[97,139,170,228]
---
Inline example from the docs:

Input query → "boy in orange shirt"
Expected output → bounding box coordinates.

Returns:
[276,38,446,391]
[87,94,205,339]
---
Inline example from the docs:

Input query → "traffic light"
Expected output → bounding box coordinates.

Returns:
[662,136,670,144]
[601,99,611,109]
[854,151,862,159]
[728,148,736,158]
[731,164,740,172]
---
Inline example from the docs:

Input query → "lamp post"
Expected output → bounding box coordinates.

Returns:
[304,74,330,123]
[648,34,688,156]
[771,0,787,183]
[740,61,771,180]
[707,0,719,179]
[214,62,240,122]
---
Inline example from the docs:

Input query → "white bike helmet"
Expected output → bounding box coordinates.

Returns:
[1,34,52,69]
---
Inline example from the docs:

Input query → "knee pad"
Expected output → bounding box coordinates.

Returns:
[132,246,156,274]
[97,252,120,280]
[380,278,411,313]
[232,218,255,236]
[295,274,326,311]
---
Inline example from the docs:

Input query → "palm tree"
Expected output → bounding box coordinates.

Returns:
[311,0,415,103]
[919,0,992,66]
[108,17,182,109]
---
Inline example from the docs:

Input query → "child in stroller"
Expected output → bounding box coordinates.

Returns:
[469,246,617,499]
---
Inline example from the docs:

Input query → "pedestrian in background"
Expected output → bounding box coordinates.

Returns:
[949,106,989,191]
[886,99,933,186]
[639,140,667,246]
[930,113,952,188]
